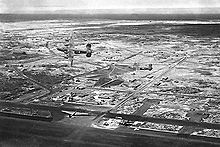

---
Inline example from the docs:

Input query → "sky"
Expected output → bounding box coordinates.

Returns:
[0,0,220,13]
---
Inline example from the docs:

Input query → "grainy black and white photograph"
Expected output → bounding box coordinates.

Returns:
[0,0,220,146]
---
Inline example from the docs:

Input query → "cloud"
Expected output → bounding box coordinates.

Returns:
[1,0,45,13]
[75,0,220,9]
[43,0,87,8]
[1,0,88,12]
[198,0,220,7]
[1,0,220,13]
[0,0,7,13]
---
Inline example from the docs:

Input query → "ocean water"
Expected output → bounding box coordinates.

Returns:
[1,14,220,38]
[0,13,220,22]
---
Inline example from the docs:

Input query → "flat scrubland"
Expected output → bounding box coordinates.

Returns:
[0,20,219,137]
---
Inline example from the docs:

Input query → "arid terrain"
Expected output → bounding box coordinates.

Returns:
[0,17,220,139]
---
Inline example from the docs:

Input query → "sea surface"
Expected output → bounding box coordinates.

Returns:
[0,13,220,22]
